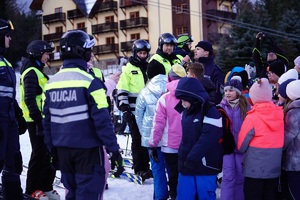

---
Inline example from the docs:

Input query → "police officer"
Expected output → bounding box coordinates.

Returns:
[0,18,26,200]
[147,33,183,80]
[116,39,152,179]
[20,40,60,199]
[43,30,123,200]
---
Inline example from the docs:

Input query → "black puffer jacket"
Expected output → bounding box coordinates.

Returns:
[20,57,49,122]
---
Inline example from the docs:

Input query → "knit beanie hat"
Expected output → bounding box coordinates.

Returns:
[168,64,187,81]
[278,79,296,99]
[249,78,272,103]
[147,63,166,80]
[286,80,300,100]
[278,69,298,85]
[267,60,286,77]
[294,56,300,69]
[224,78,243,95]
[195,41,213,54]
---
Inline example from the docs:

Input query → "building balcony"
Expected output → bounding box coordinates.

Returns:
[92,1,118,13]
[120,17,148,30]
[119,0,147,8]
[92,22,118,34]
[67,9,84,19]
[43,32,65,42]
[43,12,66,24]
[93,44,119,55]
[120,41,133,52]
[206,9,236,21]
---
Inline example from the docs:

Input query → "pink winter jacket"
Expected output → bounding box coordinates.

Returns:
[148,80,183,152]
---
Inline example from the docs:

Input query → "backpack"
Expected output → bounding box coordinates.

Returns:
[204,104,236,155]
[216,105,236,155]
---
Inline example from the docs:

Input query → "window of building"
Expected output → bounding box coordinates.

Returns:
[176,27,188,35]
[77,22,85,29]
[175,4,188,13]
[130,12,139,19]
[105,16,114,23]
[106,37,115,44]
[55,7,62,13]
[56,26,63,33]
[130,33,140,41]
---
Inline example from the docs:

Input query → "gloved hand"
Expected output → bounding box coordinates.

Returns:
[122,110,133,124]
[36,121,44,136]
[110,150,124,177]
[16,115,27,135]
[149,148,159,163]
[49,148,59,170]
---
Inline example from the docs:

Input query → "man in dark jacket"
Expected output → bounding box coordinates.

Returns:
[43,30,123,200]
[0,18,26,200]
[175,77,223,200]
[193,41,225,104]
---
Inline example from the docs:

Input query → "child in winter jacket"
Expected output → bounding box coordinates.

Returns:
[135,74,168,200]
[148,64,186,199]
[219,78,250,200]
[175,77,223,200]
[238,78,284,200]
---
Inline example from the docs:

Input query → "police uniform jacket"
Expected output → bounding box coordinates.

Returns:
[43,58,119,153]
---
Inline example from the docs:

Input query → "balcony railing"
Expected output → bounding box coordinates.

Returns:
[93,44,119,55]
[120,17,148,30]
[43,32,64,42]
[43,12,66,24]
[119,0,147,8]
[206,10,236,21]
[67,9,84,19]
[92,22,118,34]
[120,41,133,52]
[92,1,118,13]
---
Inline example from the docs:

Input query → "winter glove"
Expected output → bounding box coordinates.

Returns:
[49,148,59,170]
[110,150,124,177]
[16,115,27,135]
[36,121,44,136]
[122,110,133,124]
[149,148,159,163]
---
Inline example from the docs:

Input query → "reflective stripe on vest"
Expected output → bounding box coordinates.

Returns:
[45,68,108,123]
[20,67,48,122]
[92,68,103,81]
[0,60,14,98]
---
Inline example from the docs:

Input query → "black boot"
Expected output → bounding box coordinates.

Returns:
[2,180,23,200]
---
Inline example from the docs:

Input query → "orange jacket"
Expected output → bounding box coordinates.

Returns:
[238,102,284,178]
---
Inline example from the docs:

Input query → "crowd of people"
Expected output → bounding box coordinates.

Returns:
[0,17,300,200]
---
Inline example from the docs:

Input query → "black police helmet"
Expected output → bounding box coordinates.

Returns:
[158,33,177,50]
[132,39,151,62]
[59,30,94,61]
[27,40,54,60]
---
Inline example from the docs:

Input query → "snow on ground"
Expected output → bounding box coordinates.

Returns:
[20,133,154,200]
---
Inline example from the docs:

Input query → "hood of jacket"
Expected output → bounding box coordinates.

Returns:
[166,79,180,95]
[248,102,283,131]
[147,74,168,98]
[175,77,209,105]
